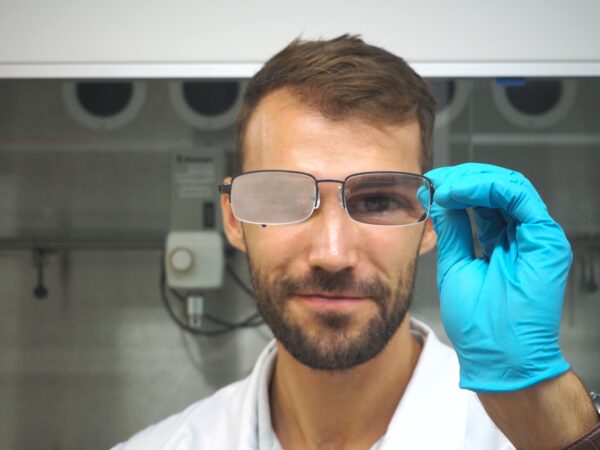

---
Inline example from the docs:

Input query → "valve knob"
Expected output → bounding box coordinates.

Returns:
[169,247,194,272]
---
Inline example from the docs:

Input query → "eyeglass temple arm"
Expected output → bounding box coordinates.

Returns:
[416,184,436,222]
[218,184,232,203]
[218,184,231,195]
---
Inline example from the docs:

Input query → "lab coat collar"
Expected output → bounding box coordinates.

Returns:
[247,318,468,450]
[377,318,468,450]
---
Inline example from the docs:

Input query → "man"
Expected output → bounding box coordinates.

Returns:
[114,35,600,449]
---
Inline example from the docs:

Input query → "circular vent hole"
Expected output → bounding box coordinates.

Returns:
[76,82,134,117]
[182,81,240,116]
[506,80,562,116]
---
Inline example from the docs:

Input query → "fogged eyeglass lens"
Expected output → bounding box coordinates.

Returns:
[231,172,316,224]
[344,173,431,225]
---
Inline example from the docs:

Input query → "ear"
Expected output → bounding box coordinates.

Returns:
[220,177,247,253]
[418,218,437,256]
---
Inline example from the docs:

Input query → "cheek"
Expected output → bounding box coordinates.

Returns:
[364,228,422,274]
[244,223,423,282]
[244,225,309,270]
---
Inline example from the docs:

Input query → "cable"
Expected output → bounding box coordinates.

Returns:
[166,277,263,328]
[168,259,264,327]
[159,255,264,336]
[160,270,236,336]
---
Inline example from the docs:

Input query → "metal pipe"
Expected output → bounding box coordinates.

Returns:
[0,238,164,251]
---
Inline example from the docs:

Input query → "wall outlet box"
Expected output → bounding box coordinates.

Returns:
[165,231,224,289]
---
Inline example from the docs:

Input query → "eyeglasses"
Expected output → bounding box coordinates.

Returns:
[218,170,434,227]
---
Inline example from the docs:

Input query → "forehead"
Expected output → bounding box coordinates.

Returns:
[242,89,423,177]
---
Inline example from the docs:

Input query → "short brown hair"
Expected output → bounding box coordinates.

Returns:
[235,34,436,175]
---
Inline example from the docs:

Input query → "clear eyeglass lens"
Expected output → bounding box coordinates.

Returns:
[344,173,431,226]
[230,171,316,224]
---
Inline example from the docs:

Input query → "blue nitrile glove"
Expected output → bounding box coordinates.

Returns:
[423,163,572,393]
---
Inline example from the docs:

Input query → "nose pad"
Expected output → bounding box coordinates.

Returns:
[337,185,345,209]
[313,190,320,209]
[311,182,345,213]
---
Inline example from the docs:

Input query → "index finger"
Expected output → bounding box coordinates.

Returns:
[426,164,551,224]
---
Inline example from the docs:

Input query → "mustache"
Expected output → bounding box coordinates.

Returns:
[277,269,391,302]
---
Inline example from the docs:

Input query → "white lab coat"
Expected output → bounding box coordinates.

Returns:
[112,319,514,450]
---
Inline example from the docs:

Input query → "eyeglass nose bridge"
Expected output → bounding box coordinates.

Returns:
[313,179,346,211]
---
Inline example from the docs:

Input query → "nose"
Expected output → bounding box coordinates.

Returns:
[306,184,359,273]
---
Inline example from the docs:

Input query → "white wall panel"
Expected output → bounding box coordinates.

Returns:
[0,0,599,77]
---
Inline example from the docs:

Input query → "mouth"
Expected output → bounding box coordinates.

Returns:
[294,293,369,310]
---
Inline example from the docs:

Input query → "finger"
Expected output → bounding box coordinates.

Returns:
[426,163,568,270]
[516,220,573,273]
[436,178,566,265]
[432,177,550,224]
[426,162,508,186]
[472,206,507,259]
[426,164,550,223]
[429,200,475,287]
[426,164,513,259]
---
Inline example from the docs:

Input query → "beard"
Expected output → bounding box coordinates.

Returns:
[247,258,418,371]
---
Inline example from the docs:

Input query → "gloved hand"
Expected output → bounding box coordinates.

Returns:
[423,163,572,393]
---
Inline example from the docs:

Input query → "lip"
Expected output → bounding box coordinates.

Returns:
[294,293,368,310]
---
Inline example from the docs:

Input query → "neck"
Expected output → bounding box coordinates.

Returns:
[270,315,422,450]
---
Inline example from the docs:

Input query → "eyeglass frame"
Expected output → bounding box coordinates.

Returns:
[218,169,436,227]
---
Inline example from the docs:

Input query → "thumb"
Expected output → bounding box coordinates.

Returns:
[429,199,475,288]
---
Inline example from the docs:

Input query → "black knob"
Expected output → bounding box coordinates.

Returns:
[34,283,48,299]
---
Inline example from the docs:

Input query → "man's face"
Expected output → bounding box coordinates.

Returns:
[222,89,436,371]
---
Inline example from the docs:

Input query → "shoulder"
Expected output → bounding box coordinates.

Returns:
[110,378,250,450]
[111,339,277,450]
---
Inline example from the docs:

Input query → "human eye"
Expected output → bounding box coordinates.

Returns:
[346,189,412,216]
[350,193,400,213]
[344,174,427,225]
